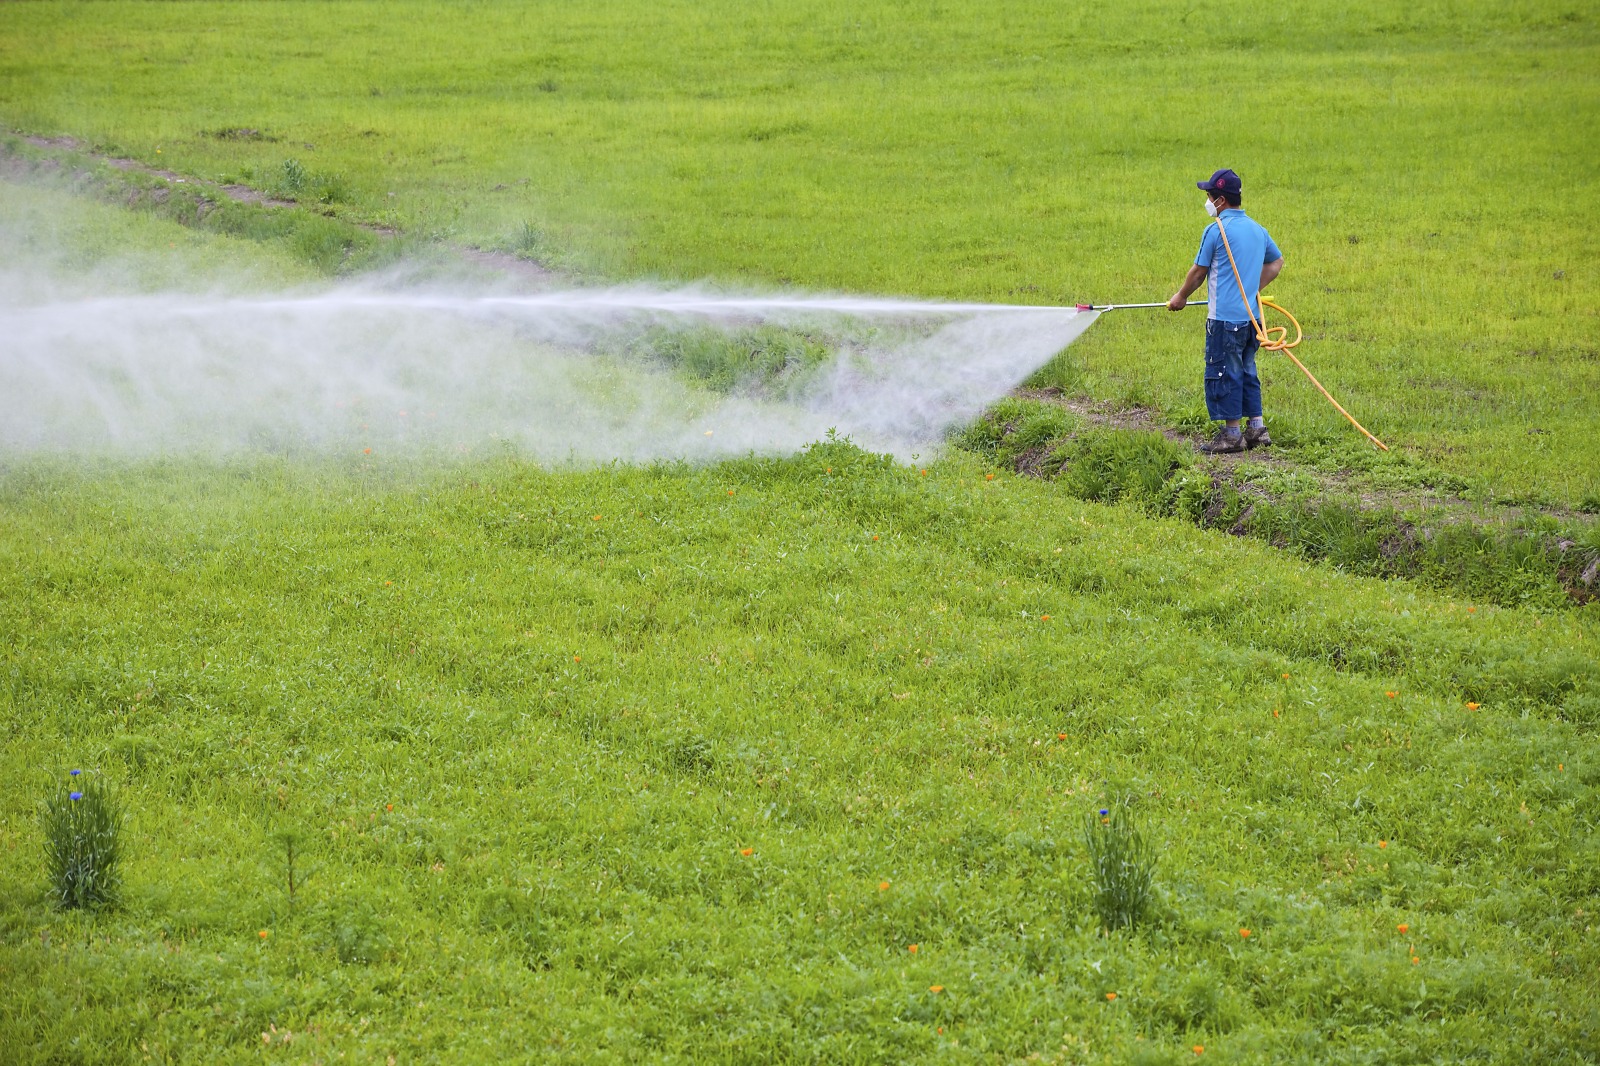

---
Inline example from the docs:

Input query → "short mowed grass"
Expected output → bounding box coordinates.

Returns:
[2,0,1598,504]
[3,2,1600,1063]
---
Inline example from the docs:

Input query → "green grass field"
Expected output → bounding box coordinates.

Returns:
[2,2,1599,1063]
[4,0,1597,504]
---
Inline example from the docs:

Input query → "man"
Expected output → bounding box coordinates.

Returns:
[1167,168,1284,453]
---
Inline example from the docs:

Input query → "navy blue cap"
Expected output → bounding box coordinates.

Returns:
[1198,168,1242,196]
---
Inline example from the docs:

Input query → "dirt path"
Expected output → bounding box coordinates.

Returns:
[10,133,553,281]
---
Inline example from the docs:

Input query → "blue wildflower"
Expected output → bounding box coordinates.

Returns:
[70,791,83,801]
[70,769,82,776]
[1099,809,1109,816]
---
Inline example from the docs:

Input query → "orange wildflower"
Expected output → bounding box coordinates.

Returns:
[1273,709,1281,718]
[1057,733,1067,740]
[363,448,372,454]
[1105,992,1117,1001]
[385,804,393,812]
[727,490,734,496]
[929,985,944,994]
[985,473,995,480]
[591,514,602,521]
[872,535,879,541]
[740,848,753,856]
[1467,606,1476,612]
[879,881,890,891]
[1194,1047,1205,1056]
[1386,691,1397,698]
[1239,928,1251,938]
[258,930,268,939]
[1281,673,1290,679]
[920,469,927,476]
[1378,840,1388,848]
[573,655,581,662]
[1041,614,1051,621]
[1465,702,1480,710]
[1397,923,1408,934]
[908,944,919,953]
[1411,956,1420,965]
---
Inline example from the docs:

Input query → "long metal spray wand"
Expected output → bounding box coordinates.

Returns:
[1073,302,1199,312]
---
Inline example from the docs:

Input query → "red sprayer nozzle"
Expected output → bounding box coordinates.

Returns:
[1075,304,1094,311]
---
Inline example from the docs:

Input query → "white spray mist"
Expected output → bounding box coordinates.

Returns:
[1,272,1098,462]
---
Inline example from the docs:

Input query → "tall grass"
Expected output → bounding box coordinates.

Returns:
[1084,800,1156,933]
[41,773,122,911]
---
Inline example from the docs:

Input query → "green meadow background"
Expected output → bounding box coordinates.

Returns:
[1,2,1598,1063]
[3,0,1598,502]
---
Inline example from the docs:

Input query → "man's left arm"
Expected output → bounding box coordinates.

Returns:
[1260,257,1284,290]
[1260,231,1284,290]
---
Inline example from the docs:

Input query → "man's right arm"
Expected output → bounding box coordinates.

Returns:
[1169,264,1209,311]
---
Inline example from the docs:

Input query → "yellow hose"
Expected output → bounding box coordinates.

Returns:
[1213,217,1388,452]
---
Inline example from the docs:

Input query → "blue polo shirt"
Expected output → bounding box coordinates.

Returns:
[1195,209,1282,324]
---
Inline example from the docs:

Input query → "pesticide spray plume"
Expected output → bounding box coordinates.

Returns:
[0,266,1101,463]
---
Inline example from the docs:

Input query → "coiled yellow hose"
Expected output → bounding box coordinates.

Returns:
[1214,217,1388,451]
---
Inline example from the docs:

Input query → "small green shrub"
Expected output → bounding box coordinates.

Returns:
[1058,429,1190,509]
[1084,800,1156,933]
[42,771,123,910]
[512,220,546,258]
[273,158,352,204]
[279,157,308,195]
[950,397,1078,462]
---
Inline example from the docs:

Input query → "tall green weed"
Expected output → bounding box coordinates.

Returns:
[41,772,122,910]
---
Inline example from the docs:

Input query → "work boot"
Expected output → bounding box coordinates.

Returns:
[1244,424,1272,449]
[1201,426,1245,454]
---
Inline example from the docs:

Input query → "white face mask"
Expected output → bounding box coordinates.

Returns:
[1205,199,1219,218]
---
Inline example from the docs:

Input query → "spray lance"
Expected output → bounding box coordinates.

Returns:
[1072,219,1389,451]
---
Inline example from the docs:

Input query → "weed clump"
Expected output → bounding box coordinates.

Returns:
[276,157,353,204]
[1055,429,1190,507]
[624,324,832,394]
[280,157,308,195]
[1084,801,1155,933]
[42,771,123,910]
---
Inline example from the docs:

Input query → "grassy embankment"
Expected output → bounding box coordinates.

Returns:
[2,3,1599,1063]
[955,398,1600,611]
[2,0,1598,505]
